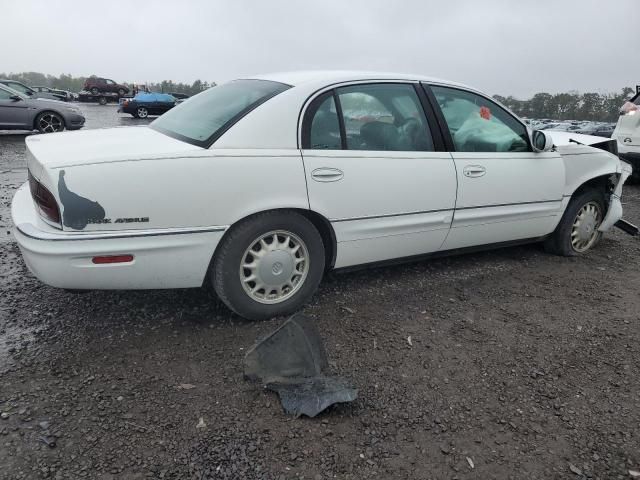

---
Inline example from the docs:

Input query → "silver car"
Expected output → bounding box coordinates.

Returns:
[0,84,85,133]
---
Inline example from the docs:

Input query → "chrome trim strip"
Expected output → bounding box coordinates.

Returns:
[331,208,451,223]
[16,223,228,241]
[330,199,562,223]
[456,199,562,211]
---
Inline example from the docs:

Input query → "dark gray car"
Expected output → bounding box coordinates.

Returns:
[0,84,85,133]
[0,79,66,101]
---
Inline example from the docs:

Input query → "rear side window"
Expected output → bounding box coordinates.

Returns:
[151,79,291,148]
[302,92,342,150]
[337,84,433,151]
[303,83,434,152]
[430,85,530,153]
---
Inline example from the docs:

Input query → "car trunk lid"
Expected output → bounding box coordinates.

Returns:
[25,126,203,174]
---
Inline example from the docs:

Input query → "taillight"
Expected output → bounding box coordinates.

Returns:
[28,170,61,228]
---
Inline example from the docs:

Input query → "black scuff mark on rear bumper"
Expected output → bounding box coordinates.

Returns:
[58,170,105,230]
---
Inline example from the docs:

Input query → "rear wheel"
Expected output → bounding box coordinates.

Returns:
[36,112,65,133]
[212,211,325,320]
[544,189,605,256]
[90,87,99,95]
[135,107,148,118]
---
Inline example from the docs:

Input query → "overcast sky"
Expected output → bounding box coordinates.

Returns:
[4,0,639,98]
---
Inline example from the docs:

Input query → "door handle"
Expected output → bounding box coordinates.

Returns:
[311,167,344,182]
[463,165,486,178]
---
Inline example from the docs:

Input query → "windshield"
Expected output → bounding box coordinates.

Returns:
[5,82,31,94]
[0,84,26,99]
[151,79,291,147]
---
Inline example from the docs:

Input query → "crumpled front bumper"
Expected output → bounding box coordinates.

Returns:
[599,161,633,232]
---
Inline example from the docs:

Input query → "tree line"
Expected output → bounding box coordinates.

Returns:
[0,72,215,96]
[1,72,634,121]
[493,87,635,122]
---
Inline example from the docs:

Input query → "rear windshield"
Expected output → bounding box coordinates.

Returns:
[151,79,290,148]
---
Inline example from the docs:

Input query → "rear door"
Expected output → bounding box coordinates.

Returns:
[300,82,457,268]
[424,84,565,250]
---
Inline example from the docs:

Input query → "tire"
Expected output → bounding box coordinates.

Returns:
[118,88,125,96]
[544,189,605,256]
[90,87,99,95]
[98,97,107,106]
[212,211,325,321]
[135,107,148,118]
[35,111,65,133]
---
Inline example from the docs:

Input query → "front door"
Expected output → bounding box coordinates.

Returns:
[0,89,29,128]
[426,84,565,250]
[300,82,458,268]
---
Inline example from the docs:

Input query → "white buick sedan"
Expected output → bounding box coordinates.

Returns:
[12,71,633,320]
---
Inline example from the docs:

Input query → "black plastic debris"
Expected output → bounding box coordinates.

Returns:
[39,436,56,448]
[244,314,357,417]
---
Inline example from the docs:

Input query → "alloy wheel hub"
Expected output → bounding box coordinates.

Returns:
[240,230,309,304]
[571,201,601,252]
[258,250,295,285]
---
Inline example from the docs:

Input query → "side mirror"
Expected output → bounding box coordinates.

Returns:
[10,95,22,102]
[531,130,554,152]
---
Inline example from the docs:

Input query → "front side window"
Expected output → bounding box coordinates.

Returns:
[337,84,434,151]
[431,85,530,153]
[105,79,114,85]
[151,79,290,148]
[0,88,15,100]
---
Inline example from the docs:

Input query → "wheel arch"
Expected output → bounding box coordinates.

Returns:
[203,207,337,287]
[569,173,614,201]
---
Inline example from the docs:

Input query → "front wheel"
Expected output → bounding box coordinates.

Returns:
[90,87,99,95]
[118,88,126,96]
[544,189,605,256]
[36,112,65,133]
[212,211,325,320]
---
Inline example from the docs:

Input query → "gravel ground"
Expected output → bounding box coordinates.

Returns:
[1,105,640,480]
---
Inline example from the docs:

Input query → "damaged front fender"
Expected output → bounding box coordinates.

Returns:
[599,161,633,232]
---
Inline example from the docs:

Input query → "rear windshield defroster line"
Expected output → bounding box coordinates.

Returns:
[150,79,291,148]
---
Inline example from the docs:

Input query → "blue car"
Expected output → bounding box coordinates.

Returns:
[118,92,177,118]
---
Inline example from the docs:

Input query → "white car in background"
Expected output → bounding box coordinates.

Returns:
[11,71,633,320]
[613,93,640,181]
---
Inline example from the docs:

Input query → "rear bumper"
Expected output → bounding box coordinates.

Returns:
[619,152,640,171]
[118,104,135,114]
[617,142,640,172]
[11,183,225,290]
